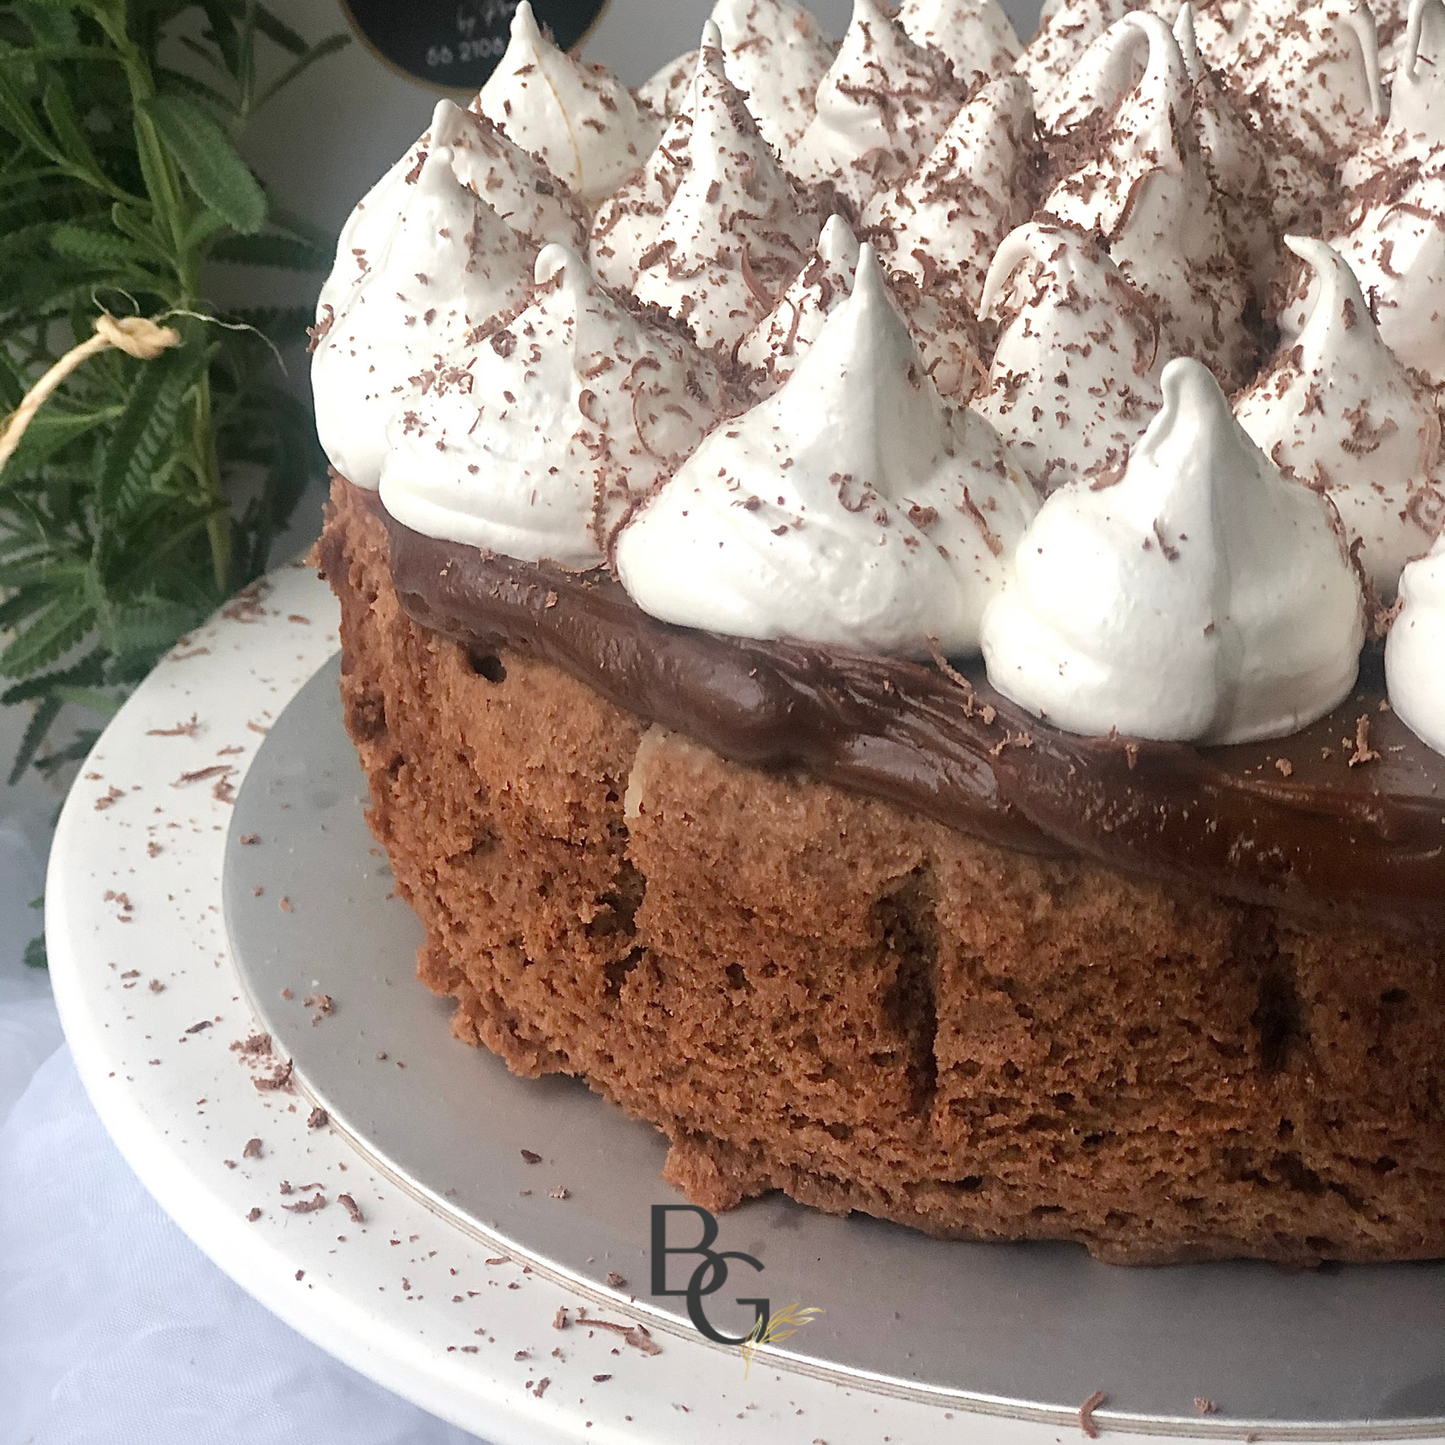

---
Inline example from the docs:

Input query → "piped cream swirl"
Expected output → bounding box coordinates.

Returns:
[615,244,1037,657]
[378,245,730,569]
[981,358,1366,744]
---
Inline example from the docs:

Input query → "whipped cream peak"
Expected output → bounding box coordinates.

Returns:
[981,357,1366,744]
[1395,0,1445,140]
[1016,0,1166,101]
[1173,1,1199,70]
[896,0,1022,88]
[379,243,730,568]
[1036,5,1177,133]
[1218,0,1386,162]
[614,242,1038,657]
[712,0,835,149]
[1386,531,1445,755]
[626,22,823,349]
[311,144,533,491]
[1313,146,1445,385]
[975,222,1165,493]
[477,2,661,205]
[1235,235,1444,596]
[637,49,695,122]
[1344,0,1445,178]
[1170,5,1328,293]
[793,0,965,206]
[862,72,1037,310]
[432,99,588,249]
[736,213,860,393]
[1041,10,1254,388]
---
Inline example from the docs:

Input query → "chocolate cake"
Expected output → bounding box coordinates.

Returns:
[312,0,1445,1264]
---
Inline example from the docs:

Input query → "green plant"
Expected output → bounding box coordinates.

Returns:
[0,0,348,785]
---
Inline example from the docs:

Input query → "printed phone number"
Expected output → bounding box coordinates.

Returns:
[426,35,507,66]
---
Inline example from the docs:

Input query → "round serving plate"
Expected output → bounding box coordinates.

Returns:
[45,560,1445,1445]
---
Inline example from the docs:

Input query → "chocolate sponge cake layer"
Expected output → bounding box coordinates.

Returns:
[319,479,1445,1266]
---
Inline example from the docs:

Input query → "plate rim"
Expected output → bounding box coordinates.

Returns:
[42,560,1445,1445]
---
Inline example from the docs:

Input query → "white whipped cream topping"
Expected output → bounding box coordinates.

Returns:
[1209,0,1385,162]
[1342,0,1445,181]
[434,100,588,247]
[315,99,585,329]
[636,0,836,151]
[315,148,416,333]
[1235,236,1444,596]
[974,223,1165,493]
[1386,531,1445,755]
[624,23,822,349]
[713,0,835,149]
[637,50,695,122]
[1310,159,1445,386]
[477,2,662,205]
[896,0,1021,88]
[737,214,859,393]
[587,79,692,295]
[792,0,964,206]
[1040,12,1254,388]
[862,74,1036,310]
[1172,6,1326,295]
[1389,0,1445,144]
[614,244,1037,658]
[378,245,729,568]
[1017,0,1173,102]
[981,358,1366,743]
[311,145,533,491]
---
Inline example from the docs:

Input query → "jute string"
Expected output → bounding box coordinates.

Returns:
[0,314,182,474]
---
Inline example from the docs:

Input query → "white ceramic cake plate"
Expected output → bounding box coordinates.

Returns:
[46,561,1445,1445]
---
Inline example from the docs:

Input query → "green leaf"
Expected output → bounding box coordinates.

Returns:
[263,199,332,252]
[0,647,106,706]
[0,590,94,677]
[199,0,243,78]
[51,683,122,714]
[0,587,46,634]
[209,231,329,270]
[93,350,174,517]
[0,344,28,410]
[109,199,166,257]
[6,692,61,784]
[18,3,78,49]
[0,405,121,478]
[110,343,214,520]
[41,71,103,181]
[33,725,100,781]
[0,62,62,161]
[106,592,206,664]
[23,935,47,969]
[49,220,154,269]
[176,33,234,83]
[155,65,238,117]
[249,4,309,56]
[180,205,228,254]
[254,32,350,113]
[139,94,265,234]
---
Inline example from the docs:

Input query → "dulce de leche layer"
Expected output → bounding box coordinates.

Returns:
[362,486,1445,931]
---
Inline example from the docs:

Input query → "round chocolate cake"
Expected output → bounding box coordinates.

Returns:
[312,0,1445,1264]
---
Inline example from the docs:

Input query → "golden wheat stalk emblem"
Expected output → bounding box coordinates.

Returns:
[740,1303,825,1376]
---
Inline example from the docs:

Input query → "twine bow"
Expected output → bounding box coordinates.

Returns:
[0,313,182,473]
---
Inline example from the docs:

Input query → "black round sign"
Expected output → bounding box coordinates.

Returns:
[340,0,610,92]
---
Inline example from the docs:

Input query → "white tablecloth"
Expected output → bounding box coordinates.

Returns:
[0,822,486,1444]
